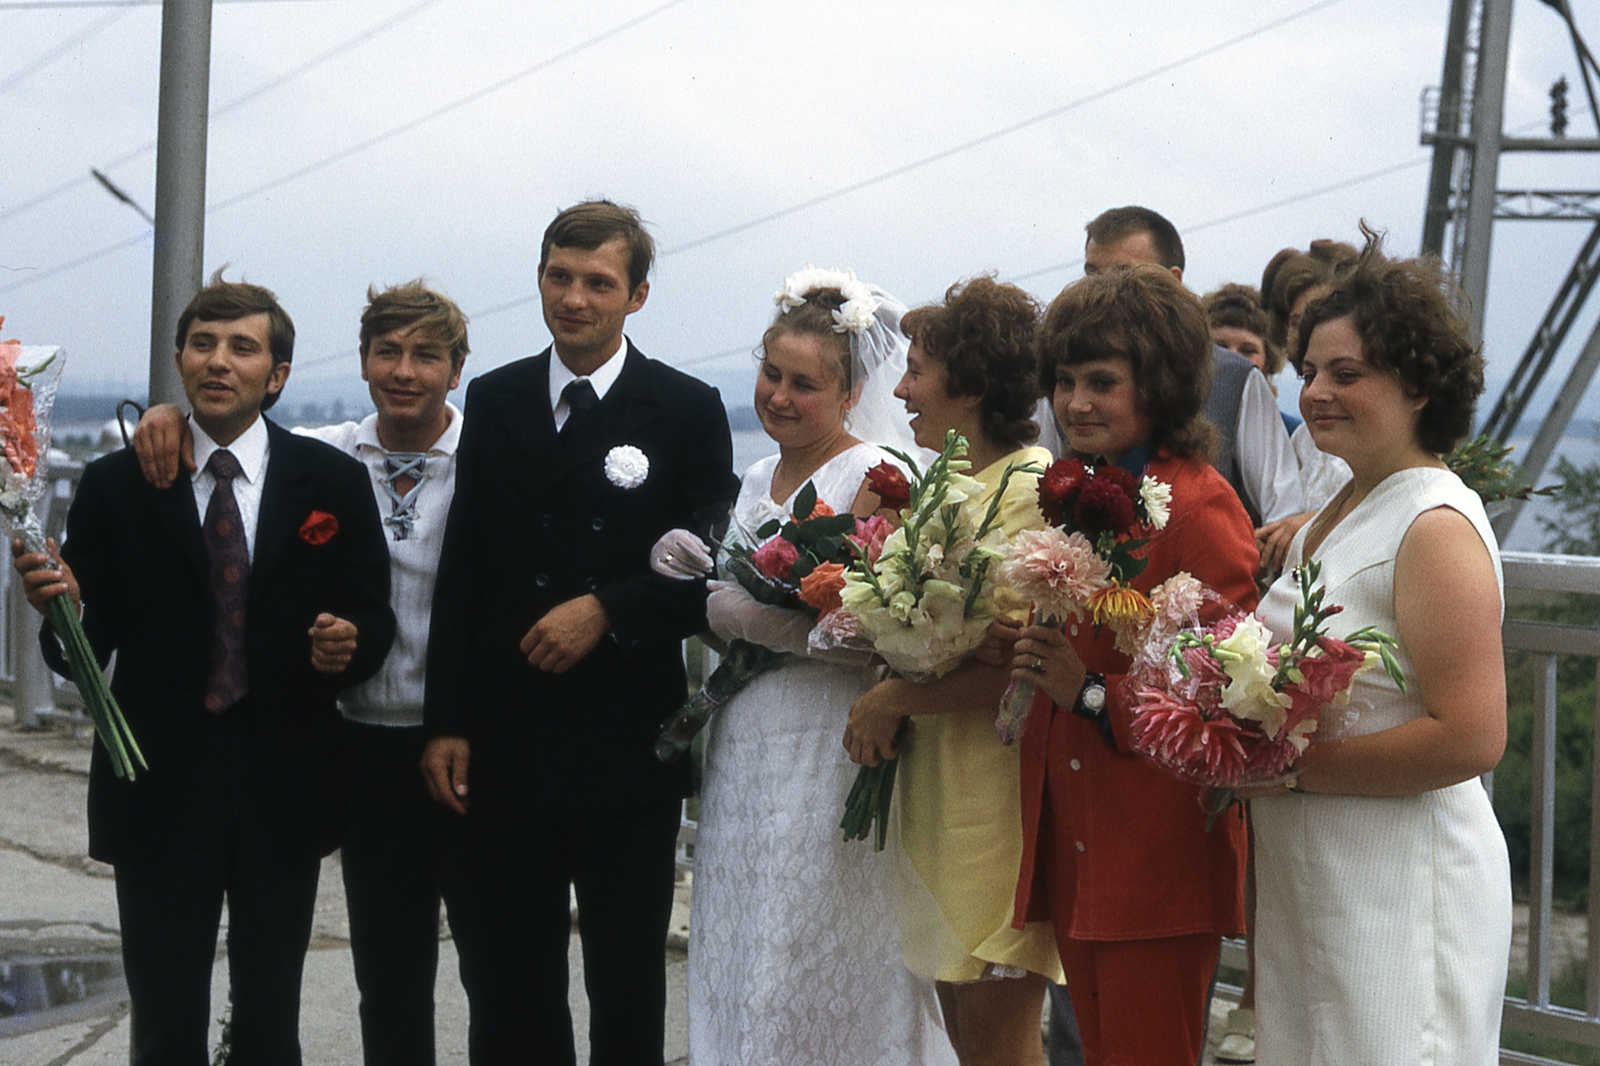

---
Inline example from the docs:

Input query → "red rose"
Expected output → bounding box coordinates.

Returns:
[1038,458,1088,527]
[298,510,339,546]
[748,536,800,581]
[865,461,912,512]
[1073,469,1137,538]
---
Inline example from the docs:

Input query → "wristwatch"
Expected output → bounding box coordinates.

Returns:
[1071,673,1107,722]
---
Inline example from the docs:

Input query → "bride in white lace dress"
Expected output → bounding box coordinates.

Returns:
[656,271,953,1066]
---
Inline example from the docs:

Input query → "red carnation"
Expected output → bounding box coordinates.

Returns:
[865,461,912,512]
[1038,458,1088,527]
[1073,470,1138,538]
[298,510,339,546]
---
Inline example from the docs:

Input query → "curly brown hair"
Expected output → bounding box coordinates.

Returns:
[899,275,1041,449]
[1036,264,1215,461]
[1294,230,1484,455]
[1202,282,1284,377]
[760,287,851,389]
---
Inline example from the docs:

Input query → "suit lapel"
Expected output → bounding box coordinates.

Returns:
[495,351,560,478]
[146,471,208,581]
[249,421,315,601]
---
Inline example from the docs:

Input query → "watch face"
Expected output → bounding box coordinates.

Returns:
[1082,685,1107,712]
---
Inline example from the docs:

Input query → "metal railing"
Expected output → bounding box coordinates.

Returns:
[1498,550,1600,1063]
[2,459,84,729]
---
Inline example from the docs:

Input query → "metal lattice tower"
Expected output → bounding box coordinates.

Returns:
[1419,0,1600,540]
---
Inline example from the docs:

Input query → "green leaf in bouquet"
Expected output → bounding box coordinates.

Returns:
[755,518,782,539]
[794,481,819,521]
[723,555,794,608]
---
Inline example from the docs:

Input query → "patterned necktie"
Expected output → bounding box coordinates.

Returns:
[560,378,599,441]
[203,450,249,713]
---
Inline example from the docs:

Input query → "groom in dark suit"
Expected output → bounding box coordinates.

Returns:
[14,276,395,1065]
[423,201,738,1064]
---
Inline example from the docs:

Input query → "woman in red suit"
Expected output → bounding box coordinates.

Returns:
[990,264,1258,1065]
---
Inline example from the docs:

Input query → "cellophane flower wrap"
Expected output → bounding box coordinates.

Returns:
[0,323,145,778]
[993,457,1171,743]
[822,430,1044,849]
[1126,560,1404,824]
[654,481,871,764]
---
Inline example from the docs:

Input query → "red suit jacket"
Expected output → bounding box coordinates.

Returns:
[1014,451,1257,941]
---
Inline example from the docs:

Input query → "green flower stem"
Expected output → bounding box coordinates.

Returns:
[46,594,146,779]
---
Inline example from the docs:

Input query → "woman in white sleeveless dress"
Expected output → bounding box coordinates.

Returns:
[655,271,954,1065]
[1243,237,1512,1065]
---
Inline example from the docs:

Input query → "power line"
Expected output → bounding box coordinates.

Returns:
[208,0,692,212]
[656,0,1347,260]
[1010,157,1431,284]
[0,1,340,8]
[0,8,128,95]
[1,0,446,224]
[0,0,694,296]
[447,0,1353,324]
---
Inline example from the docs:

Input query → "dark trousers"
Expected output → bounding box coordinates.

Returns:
[115,704,321,1066]
[341,720,480,1066]
[1047,983,1086,1066]
[466,799,681,1066]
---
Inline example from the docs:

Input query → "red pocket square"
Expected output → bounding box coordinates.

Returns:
[299,510,339,546]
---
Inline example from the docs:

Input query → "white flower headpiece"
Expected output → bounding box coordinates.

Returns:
[774,266,881,336]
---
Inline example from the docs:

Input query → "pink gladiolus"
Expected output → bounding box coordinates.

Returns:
[849,514,895,566]
[749,536,801,581]
[0,335,39,480]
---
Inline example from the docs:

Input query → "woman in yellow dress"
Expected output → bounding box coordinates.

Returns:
[845,276,1062,1066]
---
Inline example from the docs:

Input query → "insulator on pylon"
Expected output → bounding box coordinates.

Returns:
[1550,76,1569,139]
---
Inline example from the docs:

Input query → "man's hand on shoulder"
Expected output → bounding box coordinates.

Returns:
[10,537,79,617]
[308,613,358,674]
[129,403,194,489]
[519,594,610,674]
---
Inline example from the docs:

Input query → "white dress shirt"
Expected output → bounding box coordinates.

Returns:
[294,402,463,727]
[1235,372,1306,524]
[1291,420,1353,511]
[190,414,270,562]
[548,336,627,430]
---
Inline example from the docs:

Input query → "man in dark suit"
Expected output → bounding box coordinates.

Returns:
[422,201,738,1065]
[13,276,395,1065]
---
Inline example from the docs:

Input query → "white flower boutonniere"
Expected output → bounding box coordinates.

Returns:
[605,445,649,489]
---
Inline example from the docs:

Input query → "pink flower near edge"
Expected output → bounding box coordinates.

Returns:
[1002,527,1111,620]
[849,514,895,567]
[749,536,801,581]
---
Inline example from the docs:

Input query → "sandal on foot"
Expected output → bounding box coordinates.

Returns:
[1215,1007,1256,1064]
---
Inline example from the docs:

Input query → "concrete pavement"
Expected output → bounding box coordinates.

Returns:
[0,706,690,1065]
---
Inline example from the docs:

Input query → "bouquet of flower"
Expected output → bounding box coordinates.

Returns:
[1127,560,1403,825]
[992,458,1171,743]
[827,430,1044,849]
[0,322,145,778]
[654,482,871,763]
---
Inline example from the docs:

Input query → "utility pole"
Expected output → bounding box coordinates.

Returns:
[147,0,213,406]
[1420,0,1600,541]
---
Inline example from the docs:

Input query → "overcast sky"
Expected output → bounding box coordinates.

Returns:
[2,0,1598,433]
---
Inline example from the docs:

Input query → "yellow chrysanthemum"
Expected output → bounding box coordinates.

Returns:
[1088,584,1154,630]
